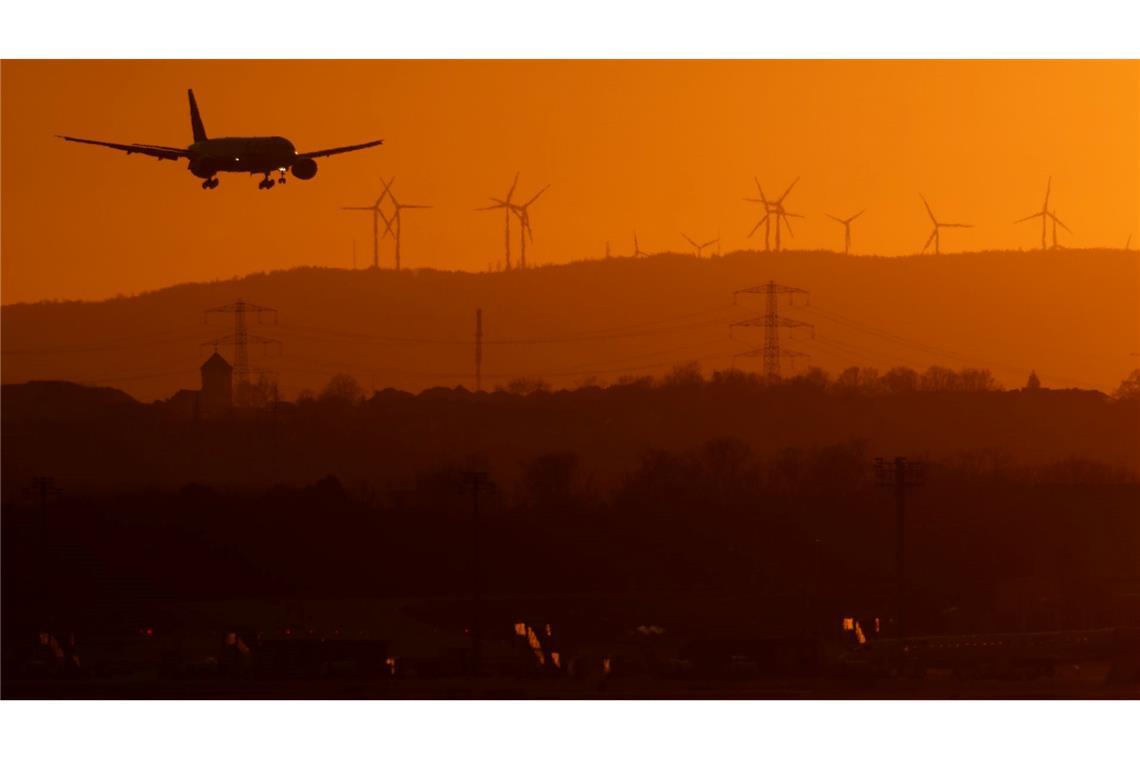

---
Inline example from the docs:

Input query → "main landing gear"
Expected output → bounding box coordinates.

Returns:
[257,170,287,190]
[201,177,219,190]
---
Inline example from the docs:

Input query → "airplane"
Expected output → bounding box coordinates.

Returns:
[58,89,383,190]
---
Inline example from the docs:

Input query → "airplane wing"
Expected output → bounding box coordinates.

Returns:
[57,135,189,161]
[296,139,384,160]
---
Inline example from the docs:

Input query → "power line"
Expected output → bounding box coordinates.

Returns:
[0,327,206,356]
[275,306,733,347]
[803,304,1102,388]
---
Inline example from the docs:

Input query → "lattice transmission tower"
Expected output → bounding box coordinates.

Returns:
[204,299,280,406]
[731,281,813,381]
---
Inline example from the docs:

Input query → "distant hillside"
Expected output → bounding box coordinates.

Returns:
[0,380,139,422]
[2,249,1137,401]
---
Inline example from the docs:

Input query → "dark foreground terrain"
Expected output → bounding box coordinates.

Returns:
[4,374,1139,699]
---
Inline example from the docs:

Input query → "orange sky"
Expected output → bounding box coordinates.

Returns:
[2,60,1138,304]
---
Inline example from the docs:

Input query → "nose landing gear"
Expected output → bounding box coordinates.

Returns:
[201,177,219,190]
[278,168,288,185]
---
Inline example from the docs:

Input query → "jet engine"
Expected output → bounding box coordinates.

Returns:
[291,158,318,180]
[189,157,216,179]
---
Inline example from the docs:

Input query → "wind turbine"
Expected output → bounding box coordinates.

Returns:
[510,183,549,269]
[1015,177,1054,251]
[477,172,520,270]
[633,232,648,257]
[825,209,865,255]
[920,194,972,255]
[386,180,431,271]
[682,233,718,257]
[342,176,394,269]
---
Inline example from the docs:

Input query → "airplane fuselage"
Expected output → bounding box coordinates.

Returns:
[186,136,298,177]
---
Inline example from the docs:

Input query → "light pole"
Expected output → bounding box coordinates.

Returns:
[874,457,925,638]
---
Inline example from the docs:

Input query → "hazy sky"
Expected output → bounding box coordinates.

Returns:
[2,60,1137,304]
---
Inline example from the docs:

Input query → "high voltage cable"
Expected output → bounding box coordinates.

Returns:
[279,338,737,382]
[0,309,730,356]
[1,327,207,355]
[802,304,1102,388]
[276,306,734,346]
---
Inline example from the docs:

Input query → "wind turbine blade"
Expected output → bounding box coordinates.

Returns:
[748,218,766,237]
[702,238,718,248]
[399,204,432,210]
[920,194,937,225]
[681,233,698,248]
[1049,212,1071,232]
[1015,212,1044,224]
[825,213,843,224]
[1043,176,1052,211]
[848,209,866,223]
[778,177,799,203]
[921,229,936,253]
[525,185,549,206]
[942,223,972,228]
[341,206,375,211]
[782,214,795,237]
[506,171,520,203]
[753,177,769,205]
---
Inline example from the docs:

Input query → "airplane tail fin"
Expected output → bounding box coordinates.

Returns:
[188,89,207,143]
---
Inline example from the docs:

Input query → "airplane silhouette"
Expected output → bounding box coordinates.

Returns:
[58,90,383,190]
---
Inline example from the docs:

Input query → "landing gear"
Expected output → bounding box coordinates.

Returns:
[278,168,288,185]
[257,173,277,190]
[201,177,219,190]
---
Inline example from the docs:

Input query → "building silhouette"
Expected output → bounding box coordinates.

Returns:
[200,351,233,416]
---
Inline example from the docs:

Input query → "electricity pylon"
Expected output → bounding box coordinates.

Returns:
[204,299,280,406]
[731,281,813,382]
